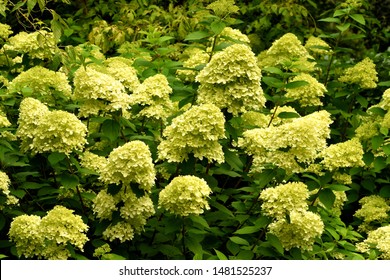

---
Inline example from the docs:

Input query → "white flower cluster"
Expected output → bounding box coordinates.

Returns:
[16,98,87,155]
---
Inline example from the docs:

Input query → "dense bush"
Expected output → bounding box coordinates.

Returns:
[0,0,390,260]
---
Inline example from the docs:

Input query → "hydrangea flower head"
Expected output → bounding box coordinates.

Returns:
[356,225,390,259]
[285,73,327,107]
[258,33,315,72]
[206,0,239,17]
[73,66,130,117]
[338,58,378,89]
[157,103,226,163]
[158,175,212,216]
[0,171,19,210]
[103,57,140,92]
[239,110,332,173]
[196,44,265,115]
[129,74,174,121]
[354,195,390,227]
[4,30,57,60]
[260,182,309,219]
[8,66,72,106]
[305,36,332,56]
[99,140,156,191]
[30,110,88,155]
[8,206,89,259]
[268,210,324,251]
[0,23,13,40]
[177,48,209,82]
[320,138,364,171]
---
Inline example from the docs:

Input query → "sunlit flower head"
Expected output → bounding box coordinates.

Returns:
[338,57,378,89]
[158,175,212,216]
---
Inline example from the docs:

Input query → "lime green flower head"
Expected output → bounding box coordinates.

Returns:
[30,110,88,155]
[157,103,226,163]
[320,138,364,171]
[177,48,209,82]
[196,44,261,84]
[0,109,11,128]
[0,171,19,210]
[269,210,324,251]
[354,195,390,226]
[206,0,239,18]
[260,182,309,219]
[99,140,156,191]
[356,225,390,259]
[8,66,72,106]
[305,36,332,56]
[285,73,327,107]
[73,66,130,116]
[0,23,13,40]
[129,74,174,121]
[102,221,134,243]
[158,175,212,216]
[103,57,140,92]
[219,27,250,44]
[258,33,315,72]
[4,30,57,60]
[9,206,89,259]
[239,110,332,173]
[339,57,378,89]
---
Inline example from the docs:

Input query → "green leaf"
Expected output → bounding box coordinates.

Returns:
[336,23,351,32]
[378,81,390,87]
[212,168,241,177]
[48,152,66,166]
[284,80,309,89]
[102,119,120,142]
[210,201,234,217]
[350,14,365,25]
[262,76,284,88]
[159,245,183,257]
[214,249,228,260]
[210,20,226,35]
[21,182,46,190]
[325,184,351,191]
[333,9,347,17]
[319,188,336,209]
[27,0,37,14]
[189,215,210,229]
[185,236,203,256]
[224,149,244,171]
[319,17,341,23]
[184,31,211,41]
[234,226,261,235]
[59,173,79,188]
[267,233,284,255]
[372,135,384,150]
[367,107,386,117]
[277,112,300,119]
[382,145,390,155]
[379,186,390,198]
[356,94,368,108]
[0,254,8,259]
[229,236,250,246]
[262,67,284,75]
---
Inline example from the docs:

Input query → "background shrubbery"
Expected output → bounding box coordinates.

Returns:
[0,0,390,260]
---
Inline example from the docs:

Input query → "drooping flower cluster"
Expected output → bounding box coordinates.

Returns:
[320,138,365,171]
[158,175,212,216]
[157,103,226,163]
[129,74,174,121]
[257,33,316,72]
[16,98,88,155]
[338,57,378,89]
[8,206,89,259]
[285,73,327,107]
[196,44,266,115]
[0,171,19,210]
[260,182,324,251]
[99,141,156,191]
[8,66,72,105]
[3,30,58,60]
[354,195,390,232]
[356,225,390,259]
[73,66,131,117]
[238,110,332,173]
